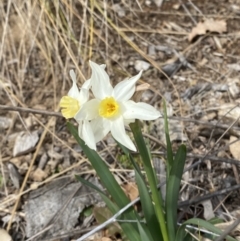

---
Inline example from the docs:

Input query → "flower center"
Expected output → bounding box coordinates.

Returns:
[59,96,80,119]
[99,97,119,118]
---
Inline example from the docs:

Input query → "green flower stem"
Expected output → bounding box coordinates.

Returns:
[130,121,169,241]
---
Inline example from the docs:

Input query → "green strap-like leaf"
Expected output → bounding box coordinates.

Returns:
[166,144,186,241]
[68,122,130,207]
[137,220,155,241]
[75,175,142,241]
[163,100,174,177]
[68,122,141,241]
[135,170,164,241]
[75,174,119,213]
[176,218,237,241]
[118,140,163,241]
[130,120,169,241]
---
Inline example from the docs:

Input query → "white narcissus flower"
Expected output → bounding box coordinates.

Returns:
[76,61,161,151]
[59,70,90,119]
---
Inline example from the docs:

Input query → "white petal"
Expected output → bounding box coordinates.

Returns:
[75,99,100,121]
[68,82,80,99]
[113,70,142,101]
[124,118,135,125]
[91,118,110,142]
[110,116,136,151]
[122,101,161,120]
[74,88,89,119]
[69,69,77,83]
[81,65,106,90]
[82,120,97,150]
[100,64,106,69]
[77,88,89,105]
[82,79,91,89]
[89,61,113,99]
[68,70,80,99]
[78,121,83,139]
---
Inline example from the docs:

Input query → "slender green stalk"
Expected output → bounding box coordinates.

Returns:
[163,101,173,178]
[143,162,168,241]
[130,121,169,241]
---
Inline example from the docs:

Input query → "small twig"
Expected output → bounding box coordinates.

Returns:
[152,151,240,166]
[3,104,240,133]
[178,183,240,208]
[40,226,95,241]
[0,105,62,117]
[188,0,204,17]
[179,0,197,25]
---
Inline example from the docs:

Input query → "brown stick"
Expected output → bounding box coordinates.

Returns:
[2,105,240,135]
[0,105,62,117]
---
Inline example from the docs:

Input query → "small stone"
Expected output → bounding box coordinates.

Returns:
[7,163,22,189]
[148,45,156,58]
[13,131,39,157]
[0,117,12,130]
[134,60,150,72]
[0,229,12,241]
[153,0,164,7]
[38,153,48,169]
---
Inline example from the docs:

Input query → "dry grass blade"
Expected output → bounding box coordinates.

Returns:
[215,218,240,241]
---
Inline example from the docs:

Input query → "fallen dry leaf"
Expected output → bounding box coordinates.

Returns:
[215,220,240,234]
[201,200,214,220]
[122,182,139,201]
[13,130,39,156]
[101,238,112,241]
[25,177,102,238]
[188,19,227,42]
